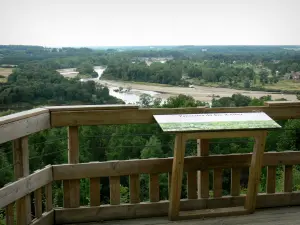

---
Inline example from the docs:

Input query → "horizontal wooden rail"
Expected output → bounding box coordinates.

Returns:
[0,108,50,144]
[52,151,300,180]
[54,192,300,224]
[0,166,53,208]
[50,104,300,126]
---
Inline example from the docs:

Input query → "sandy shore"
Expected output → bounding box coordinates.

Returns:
[97,79,298,102]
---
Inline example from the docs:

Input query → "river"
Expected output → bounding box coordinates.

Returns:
[61,66,298,104]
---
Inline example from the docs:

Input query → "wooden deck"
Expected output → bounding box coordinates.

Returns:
[71,207,300,225]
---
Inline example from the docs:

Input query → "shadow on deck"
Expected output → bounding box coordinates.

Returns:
[73,207,300,225]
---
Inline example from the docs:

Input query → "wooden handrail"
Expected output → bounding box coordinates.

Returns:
[50,104,300,127]
[52,151,300,180]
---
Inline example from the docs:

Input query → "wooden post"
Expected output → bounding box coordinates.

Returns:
[13,137,31,225]
[197,139,209,198]
[187,171,197,199]
[266,166,276,193]
[244,131,267,213]
[231,168,241,196]
[129,174,140,204]
[284,165,293,192]
[90,178,101,206]
[168,133,186,220]
[63,126,80,208]
[149,173,160,202]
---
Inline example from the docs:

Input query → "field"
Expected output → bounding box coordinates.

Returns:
[264,80,300,91]
[0,68,13,82]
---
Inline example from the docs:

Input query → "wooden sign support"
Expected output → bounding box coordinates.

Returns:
[153,112,280,221]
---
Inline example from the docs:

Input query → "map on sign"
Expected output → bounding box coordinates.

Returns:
[153,112,281,133]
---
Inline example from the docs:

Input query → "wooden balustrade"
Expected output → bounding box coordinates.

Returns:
[1,102,300,224]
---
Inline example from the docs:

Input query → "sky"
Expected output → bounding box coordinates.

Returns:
[0,0,299,47]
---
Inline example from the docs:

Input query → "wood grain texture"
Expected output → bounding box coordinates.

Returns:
[168,133,186,220]
[187,171,197,199]
[34,188,43,218]
[150,173,160,202]
[245,131,267,213]
[110,176,120,205]
[90,178,101,206]
[0,112,50,144]
[45,183,53,211]
[52,151,300,180]
[284,165,293,192]
[5,203,14,225]
[231,168,241,196]
[54,192,300,224]
[130,174,140,204]
[51,104,300,127]
[0,166,52,208]
[213,169,223,198]
[266,166,276,194]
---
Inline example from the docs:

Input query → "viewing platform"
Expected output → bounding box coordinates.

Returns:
[1,101,300,225]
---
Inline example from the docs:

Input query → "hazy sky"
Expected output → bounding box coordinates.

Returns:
[1,0,299,47]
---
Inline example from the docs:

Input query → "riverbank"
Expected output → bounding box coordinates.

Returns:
[97,79,298,102]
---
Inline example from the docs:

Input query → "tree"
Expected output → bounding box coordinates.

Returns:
[243,79,250,89]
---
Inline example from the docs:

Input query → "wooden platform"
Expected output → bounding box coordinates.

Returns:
[70,207,300,225]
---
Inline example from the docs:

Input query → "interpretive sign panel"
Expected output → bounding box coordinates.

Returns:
[153,112,281,132]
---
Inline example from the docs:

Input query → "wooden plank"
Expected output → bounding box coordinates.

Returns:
[231,168,241,196]
[5,203,14,225]
[0,166,53,208]
[168,133,186,220]
[13,136,31,225]
[30,210,54,225]
[64,126,80,208]
[50,105,300,127]
[266,166,276,194]
[265,101,300,107]
[46,104,138,111]
[284,165,293,192]
[90,178,101,206]
[197,139,209,198]
[53,151,300,180]
[213,168,223,198]
[187,171,197,199]
[129,174,140,204]
[168,172,172,198]
[34,188,43,218]
[110,176,120,205]
[0,108,48,125]
[245,131,267,213]
[45,183,53,211]
[0,112,50,144]
[178,206,248,220]
[149,173,160,202]
[63,180,71,208]
[54,192,300,224]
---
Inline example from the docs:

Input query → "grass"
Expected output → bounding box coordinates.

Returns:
[264,80,300,91]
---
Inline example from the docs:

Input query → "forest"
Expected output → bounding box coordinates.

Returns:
[1,45,300,223]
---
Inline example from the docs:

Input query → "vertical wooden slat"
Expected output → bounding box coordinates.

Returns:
[110,176,120,205]
[149,173,160,202]
[187,171,197,199]
[213,168,223,198]
[45,182,53,211]
[64,126,80,208]
[90,178,101,206]
[284,165,293,192]
[130,174,140,204]
[245,131,267,213]
[168,172,172,198]
[197,139,209,198]
[168,133,186,220]
[231,168,241,196]
[5,203,14,225]
[13,137,31,225]
[266,166,276,193]
[34,188,43,218]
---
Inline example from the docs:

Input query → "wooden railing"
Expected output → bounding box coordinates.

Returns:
[1,101,300,224]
